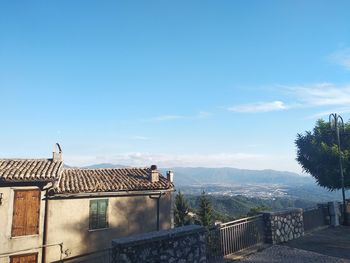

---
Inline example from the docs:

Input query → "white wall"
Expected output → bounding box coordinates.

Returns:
[0,186,46,263]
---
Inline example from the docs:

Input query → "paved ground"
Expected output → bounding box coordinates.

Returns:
[236,245,350,263]
[227,226,350,263]
[285,226,350,260]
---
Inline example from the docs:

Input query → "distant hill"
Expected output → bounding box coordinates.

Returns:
[82,163,127,169]
[185,194,317,219]
[78,163,313,186]
[159,167,313,186]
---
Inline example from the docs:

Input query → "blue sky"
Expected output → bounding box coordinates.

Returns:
[1,1,350,173]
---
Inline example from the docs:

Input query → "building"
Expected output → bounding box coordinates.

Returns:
[0,144,174,263]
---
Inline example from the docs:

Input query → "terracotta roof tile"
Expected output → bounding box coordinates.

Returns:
[0,158,173,193]
[54,168,173,194]
[0,159,63,182]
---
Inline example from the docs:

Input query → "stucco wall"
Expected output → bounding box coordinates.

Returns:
[0,186,46,263]
[45,192,172,262]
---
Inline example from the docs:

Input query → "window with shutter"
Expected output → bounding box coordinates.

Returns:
[12,190,40,237]
[10,253,38,263]
[89,199,108,230]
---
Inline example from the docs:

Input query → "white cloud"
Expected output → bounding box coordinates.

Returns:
[146,115,185,122]
[129,135,150,140]
[227,101,287,113]
[329,48,350,70]
[64,152,299,172]
[228,83,350,117]
[145,111,212,122]
[286,83,350,107]
[197,111,213,118]
[305,107,350,119]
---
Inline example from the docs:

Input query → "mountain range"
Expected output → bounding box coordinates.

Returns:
[79,163,314,187]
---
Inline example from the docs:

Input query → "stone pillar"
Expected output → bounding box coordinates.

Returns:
[329,201,341,226]
[263,208,304,244]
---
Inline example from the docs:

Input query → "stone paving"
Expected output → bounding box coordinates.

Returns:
[227,226,350,263]
[285,226,350,260]
[236,245,350,263]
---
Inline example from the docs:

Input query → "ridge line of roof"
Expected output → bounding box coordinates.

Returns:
[0,158,56,161]
[63,167,151,171]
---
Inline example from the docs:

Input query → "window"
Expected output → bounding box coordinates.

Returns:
[10,253,38,263]
[89,199,108,230]
[12,189,40,237]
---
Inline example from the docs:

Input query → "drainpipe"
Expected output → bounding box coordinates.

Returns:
[42,189,49,263]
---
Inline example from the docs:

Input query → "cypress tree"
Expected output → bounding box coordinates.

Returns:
[198,191,213,227]
[174,191,189,227]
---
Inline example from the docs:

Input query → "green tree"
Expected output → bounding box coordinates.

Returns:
[198,191,213,227]
[174,191,190,227]
[247,205,270,216]
[295,119,350,190]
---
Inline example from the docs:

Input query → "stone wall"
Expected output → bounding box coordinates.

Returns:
[111,225,207,263]
[263,208,304,244]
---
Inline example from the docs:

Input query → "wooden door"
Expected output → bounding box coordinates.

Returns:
[10,253,38,263]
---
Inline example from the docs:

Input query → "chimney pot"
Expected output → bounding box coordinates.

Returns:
[149,165,159,183]
[53,143,63,162]
[167,170,174,183]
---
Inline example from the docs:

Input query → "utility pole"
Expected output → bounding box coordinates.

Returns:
[329,113,347,225]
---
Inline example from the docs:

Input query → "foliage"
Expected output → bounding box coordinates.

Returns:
[198,191,213,227]
[247,205,271,216]
[186,194,317,220]
[173,191,190,227]
[295,119,350,190]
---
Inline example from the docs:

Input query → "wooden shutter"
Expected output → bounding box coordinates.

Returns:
[89,200,98,229]
[26,190,40,235]
[12,191,27,236]
[12,190,40,237]
[89,199,108,229]
[10,253,38,263]
[98,199,108,228]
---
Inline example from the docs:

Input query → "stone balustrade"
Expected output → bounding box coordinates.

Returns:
[263,208,304,244]
[111,225,207,263]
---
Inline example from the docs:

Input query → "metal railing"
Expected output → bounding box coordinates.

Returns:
[52,248,112,263]
[220,215,265,256]
[303,206,328,232]
[206,215,265,261]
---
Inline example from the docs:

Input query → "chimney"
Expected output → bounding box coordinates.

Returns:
[52,143,63,162]
[166,170,174,183]
[149,165,159,183]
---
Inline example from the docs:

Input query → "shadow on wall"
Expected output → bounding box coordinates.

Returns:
[61,193,171,256]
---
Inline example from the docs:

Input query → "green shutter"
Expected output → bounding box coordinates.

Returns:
[89,199,108,230]
[98,199,108,228]
[89,200,98,229]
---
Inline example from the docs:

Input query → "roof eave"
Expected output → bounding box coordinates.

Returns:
[48,188,175,199]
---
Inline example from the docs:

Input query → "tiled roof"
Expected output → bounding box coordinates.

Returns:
[54,168,173,194]
[0,159,63,182]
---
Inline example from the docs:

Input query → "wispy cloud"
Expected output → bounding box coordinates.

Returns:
[147,115,185,122]
[66,152,274,168]
[329,48,350,70]
[305,107,350,119]
[227,83,350,118]
[282,83,350,118]
[129,135,150,140]
[144,111,212,122]
[286,83,350,107]
[227,101,287,113]
[65,151,299,172]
